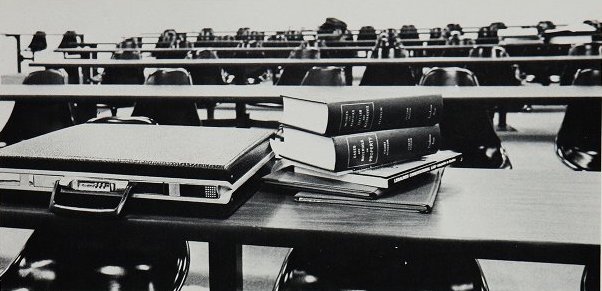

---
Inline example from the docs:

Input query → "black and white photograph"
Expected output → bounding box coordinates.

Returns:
[0,0,600,290]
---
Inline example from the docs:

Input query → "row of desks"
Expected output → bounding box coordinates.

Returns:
[0,84,600,290]
[1,85,600,104]
[30,55,602,68]
[1,168,599,290]
[53,41,578,54]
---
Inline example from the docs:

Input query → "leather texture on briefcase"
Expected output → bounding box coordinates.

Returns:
[0,124,274,183]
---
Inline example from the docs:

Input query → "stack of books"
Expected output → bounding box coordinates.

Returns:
[265,89,460,213]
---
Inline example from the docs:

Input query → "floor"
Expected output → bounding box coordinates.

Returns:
[0,74,591,290]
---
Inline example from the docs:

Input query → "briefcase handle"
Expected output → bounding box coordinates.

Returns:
[49,177,134,217]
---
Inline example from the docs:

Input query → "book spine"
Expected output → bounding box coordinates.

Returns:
[331,125,440,172]
[324,95,442,135]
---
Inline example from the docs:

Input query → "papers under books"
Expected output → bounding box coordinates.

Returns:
[294,169,444,213]
[288,150,461,188]
[0,124,275,217]
[264,167,445,213]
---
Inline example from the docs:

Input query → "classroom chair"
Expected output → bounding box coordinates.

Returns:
[317,18,355,85]
[359,34,415,86]
[57,31,83,85]
[399,25,419,39]
[556,43,601,171]
[276,46,320,85]
[300,66,346,86]
[27,31,47,53]
[196,28,215,41]
[131,69,201,126]
[0,230,190,291]
[99,49,145,116]
[186,49,225,120]
[153,29,189,59]
[226,38,269,85]
[274,245,489,290]
[419,67,512,169]
[0,69,74,146]
[430,27,443,39]
[357,26,378,40]
[555,68,601,171]
[467,45,525,127]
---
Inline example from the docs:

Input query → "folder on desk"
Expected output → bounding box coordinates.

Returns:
[0,124,275,217]
[294,169,444,213]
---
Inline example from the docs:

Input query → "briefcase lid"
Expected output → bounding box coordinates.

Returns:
[0,124,274,182]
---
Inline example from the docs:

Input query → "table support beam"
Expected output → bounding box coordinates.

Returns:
[209,241,243,291]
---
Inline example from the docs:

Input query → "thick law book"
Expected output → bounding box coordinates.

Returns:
[0,124,275,217]
[281,90,442,136]
[290,150,461,188]
[279,125,440,172]
[293,168,444,213]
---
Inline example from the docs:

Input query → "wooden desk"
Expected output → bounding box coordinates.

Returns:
[1,85,600,104]
[29,55,602,69]
[1,168,600,290]
[53,42,561,54]
[73,39,452,47]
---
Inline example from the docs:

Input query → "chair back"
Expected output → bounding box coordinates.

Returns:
[0,230,189,291]
[420,67,511,169]
[276,47,320,85]
[101,50,145,85]
[301,66,345,86]
[131,69,201,126]
[555,68,601,171]
[0,70,73,145]
[468,46,521,86]
[146,69,193,85]
[28,31,47,52]
[197,28,215,41]
[357,26,377,40]
[58,31,79,48]
[360,32,414,86]
[419,67,479,86]
[186,49,225,85]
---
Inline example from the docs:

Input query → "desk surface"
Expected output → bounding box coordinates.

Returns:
[29,55,602,68]
[1,84,601,104]
[53,42,559,54]
[1,168,599,264]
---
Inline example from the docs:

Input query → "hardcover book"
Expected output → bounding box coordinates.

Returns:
[279,125,440,172]
[281,91,442,136]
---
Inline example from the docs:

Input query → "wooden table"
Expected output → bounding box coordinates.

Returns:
[53,42,561,54]
[29,55,602,69]
[1,168,600,290]
[2,84,599,128]
[1,84,600,104]
[73,39,452,47]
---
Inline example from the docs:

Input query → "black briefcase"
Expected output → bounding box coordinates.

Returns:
[0,124,275,218]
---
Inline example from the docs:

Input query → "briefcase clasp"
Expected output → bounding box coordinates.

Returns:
[49,177,133,217]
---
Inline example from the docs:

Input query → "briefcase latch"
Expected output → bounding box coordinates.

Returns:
[49,177,133,217]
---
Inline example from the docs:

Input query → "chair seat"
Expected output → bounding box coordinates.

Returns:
[0,231,189,291]
[274,247,488,291]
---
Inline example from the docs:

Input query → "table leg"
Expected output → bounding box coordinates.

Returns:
[235,103,250,127]
[209,241,243,291]
[496,106,516,132]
